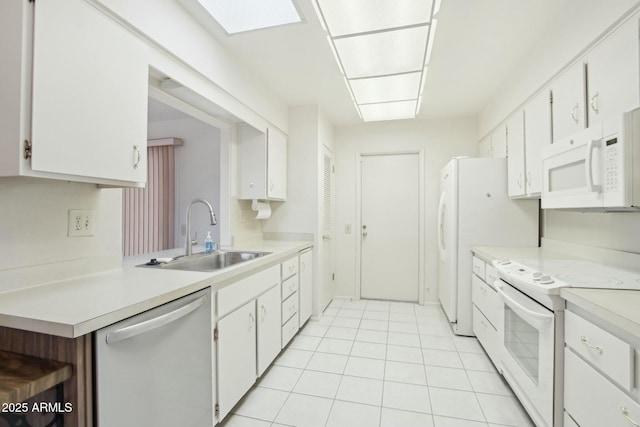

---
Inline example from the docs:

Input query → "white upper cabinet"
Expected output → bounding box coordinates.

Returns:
[507,111,526,198]
[0,0,148,187]
[551,61,586,142]
[238,124,287,201]
[585,16,640,127]
[523,89,552,197]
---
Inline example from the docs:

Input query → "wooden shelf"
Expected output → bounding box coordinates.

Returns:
[0,350,72,405]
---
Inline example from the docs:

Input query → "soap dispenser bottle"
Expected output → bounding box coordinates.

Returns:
[205,231,214,254]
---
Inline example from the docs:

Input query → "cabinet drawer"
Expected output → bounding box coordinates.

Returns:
[218,265,280,318]
[565,348,640,427]
[281,275,299,301]
[281,257,298,280]
[565,310,633,391]
[282,293,298,325]
[485,264,498,285]
[472,256,486,281]
[471,275,500,328]
[282,314,298,347]
[472,305,498,365]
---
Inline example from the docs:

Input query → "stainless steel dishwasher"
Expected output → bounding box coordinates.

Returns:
[94,288,212,427]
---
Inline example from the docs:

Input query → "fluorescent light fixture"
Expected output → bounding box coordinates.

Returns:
[350,72,421,104]
[314,0,442,121]
[334,26,429,78]
[198,0,301,34]
[360,100,417,122]
[316,0,433,37]
[425,19,438,65]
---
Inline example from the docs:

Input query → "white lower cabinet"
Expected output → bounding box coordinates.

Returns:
[217,300,257,421]
[471,255,500,366]
[257,285,282,376]
[564,308,640,427]
[299,249,313,326]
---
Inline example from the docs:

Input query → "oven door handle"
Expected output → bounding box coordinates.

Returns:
[495,281,554,329]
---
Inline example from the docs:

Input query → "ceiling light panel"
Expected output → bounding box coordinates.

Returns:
[198,0,301,34]
[334,26,429,78]
[359,100,417,122]
[350,72,421,104]
[317,0,433,37]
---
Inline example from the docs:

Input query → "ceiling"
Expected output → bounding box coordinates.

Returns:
[178,0,571,127]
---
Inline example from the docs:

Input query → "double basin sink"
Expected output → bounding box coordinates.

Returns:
[139,250,271,272]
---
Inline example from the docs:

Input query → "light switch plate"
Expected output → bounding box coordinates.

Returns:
[68,209,95,237]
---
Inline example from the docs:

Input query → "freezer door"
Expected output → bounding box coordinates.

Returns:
[438,160,458,323]
[95,289,213,427]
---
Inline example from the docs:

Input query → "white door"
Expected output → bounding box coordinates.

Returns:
[317,147,335,314]
[360,153,420,302]
[437,160,458,321]
[217,300,256,421]
[256,285,281,377]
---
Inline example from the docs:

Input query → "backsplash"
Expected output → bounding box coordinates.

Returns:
[0,177,122,292]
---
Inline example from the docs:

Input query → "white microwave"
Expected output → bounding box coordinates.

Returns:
[541,108,640,211]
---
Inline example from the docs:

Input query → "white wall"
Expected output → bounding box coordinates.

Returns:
[148,117,222,248]
[477,1,640,254]
[0,178,122,292]
[333,118,477,302]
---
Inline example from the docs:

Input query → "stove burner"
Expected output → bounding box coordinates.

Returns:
[554,273,624,287]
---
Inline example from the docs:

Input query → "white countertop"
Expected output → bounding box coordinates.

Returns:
[471,242,640,338]
[0,240,312,338]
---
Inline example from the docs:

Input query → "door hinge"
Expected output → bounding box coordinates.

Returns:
[332,165,335,173]
[549,91,553,104]
[23,140,32,159]
[332,273,335,281]
[215,404,219,418]
[213,328,218,341]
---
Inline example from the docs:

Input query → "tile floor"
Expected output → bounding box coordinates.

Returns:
[221,299,535,427]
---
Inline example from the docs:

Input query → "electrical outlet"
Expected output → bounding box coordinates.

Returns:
[68,209,95,237]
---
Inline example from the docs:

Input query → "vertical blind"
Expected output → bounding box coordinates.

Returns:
[122,138,182,256]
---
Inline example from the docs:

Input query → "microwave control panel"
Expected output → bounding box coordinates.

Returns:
[604,137,619,192]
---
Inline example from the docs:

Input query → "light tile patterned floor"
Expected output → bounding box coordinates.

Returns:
[221,299,535,427]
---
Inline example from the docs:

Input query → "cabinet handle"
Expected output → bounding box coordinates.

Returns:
[517,175,523,189]
[590,92,599,114]
[622,407,640,427]
[133,145,142,169]
[526,171,531,188]
[580,336,603,354]
[249,312,255,330]
[261,305,267,322]
[269,179,274,191]
[570,103,579,124]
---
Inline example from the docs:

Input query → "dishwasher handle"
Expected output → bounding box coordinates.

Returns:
[105,295,206,344]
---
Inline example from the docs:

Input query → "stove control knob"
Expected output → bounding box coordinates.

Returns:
[539,275,554,285]
[532,272,543,281]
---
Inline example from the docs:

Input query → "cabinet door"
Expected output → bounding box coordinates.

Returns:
[267,127,287,200]
[217,300,257,421]
[552,62,586,142]
[30,0,148,184]
[238,124,267,200]
[491,125,507,158]
[299,250,313,325]
[257,285,282,376]
[507,111,526,198]
[586,16,640,127]
[524,89,552,196]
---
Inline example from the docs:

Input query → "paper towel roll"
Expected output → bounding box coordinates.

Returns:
[251,200,271,219]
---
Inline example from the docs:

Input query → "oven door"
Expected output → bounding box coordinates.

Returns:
[495,281,555,427]
[541,126,604,209]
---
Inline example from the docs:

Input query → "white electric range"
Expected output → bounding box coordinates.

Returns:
[491,257,640,427]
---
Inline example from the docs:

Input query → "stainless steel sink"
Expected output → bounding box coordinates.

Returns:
[138,251,271,272]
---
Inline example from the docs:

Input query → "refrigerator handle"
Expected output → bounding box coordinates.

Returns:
[437,192,447,260]
[105,295,206,344]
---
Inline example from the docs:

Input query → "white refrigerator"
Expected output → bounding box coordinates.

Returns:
[438,157,538,336]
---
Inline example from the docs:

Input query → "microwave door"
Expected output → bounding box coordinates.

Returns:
[541,129,603,209]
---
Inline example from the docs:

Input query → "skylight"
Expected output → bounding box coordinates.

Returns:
[314,0,442,122]
[198,0,302,34]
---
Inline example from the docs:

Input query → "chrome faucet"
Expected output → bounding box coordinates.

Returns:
[185,198,217,256]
